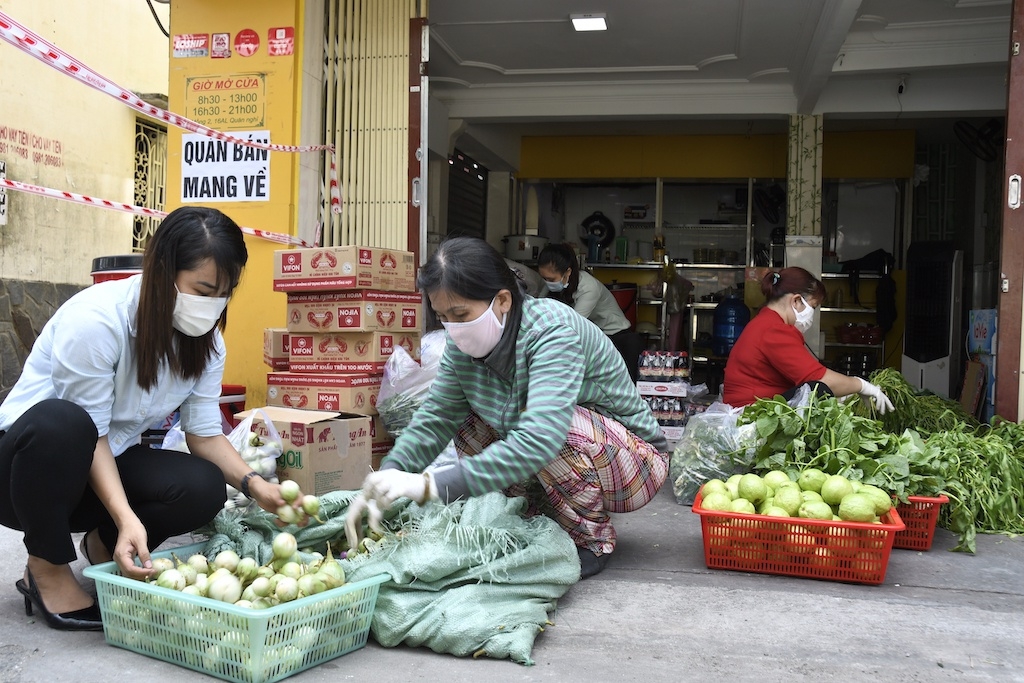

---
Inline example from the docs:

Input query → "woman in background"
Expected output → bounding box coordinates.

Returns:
[722,266,894,412]
[536,242,644,382]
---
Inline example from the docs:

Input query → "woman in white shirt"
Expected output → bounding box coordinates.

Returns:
[537,243,645,382]
[0,207,293,631]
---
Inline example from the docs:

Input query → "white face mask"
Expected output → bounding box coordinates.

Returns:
[172,286,228,337]
[793,295,815,333]
[441,296,506,358]
[545,279,566,293]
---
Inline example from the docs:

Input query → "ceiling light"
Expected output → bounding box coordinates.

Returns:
[571,14,607,32]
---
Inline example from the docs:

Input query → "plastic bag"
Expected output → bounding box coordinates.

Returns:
[161,409,282,509]
[669,401,759,505]
[377,330,446,438]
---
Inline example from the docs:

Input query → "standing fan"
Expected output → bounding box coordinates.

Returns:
[954,119,1003,163]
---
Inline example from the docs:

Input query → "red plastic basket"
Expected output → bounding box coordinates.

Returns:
[692,492,905,585]
[892,495,948,551]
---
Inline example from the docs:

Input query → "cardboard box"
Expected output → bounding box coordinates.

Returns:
[263,328,290,370]
[266,372,381,415]
[239,406,371,496]
[274,247,416,292]
[286,290,423,333]
[637,381,688,397]
[288,331,420,374]
[968,309,997,355]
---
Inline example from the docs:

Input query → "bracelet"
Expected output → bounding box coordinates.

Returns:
[239,471,264,498]
[420,471,432,506]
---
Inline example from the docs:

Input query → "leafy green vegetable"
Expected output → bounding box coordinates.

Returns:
[738,393,945,502]
[864,367,979,435]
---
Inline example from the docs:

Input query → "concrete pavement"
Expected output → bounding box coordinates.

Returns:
[2,483,1023,683]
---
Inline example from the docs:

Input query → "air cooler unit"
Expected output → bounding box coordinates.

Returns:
[901,241,963,399]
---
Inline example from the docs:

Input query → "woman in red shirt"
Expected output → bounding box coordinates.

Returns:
[723,267,894,411]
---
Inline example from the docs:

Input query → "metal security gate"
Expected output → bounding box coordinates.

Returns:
[320,0,427,254]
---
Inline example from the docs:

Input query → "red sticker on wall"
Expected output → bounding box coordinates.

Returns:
[211,32,231,59]
[234,29,260,57]
[268,27,294,56]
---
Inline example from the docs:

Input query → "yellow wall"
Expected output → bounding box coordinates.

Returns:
[0,0,169,284]
[519,134,788,180]
[518,131,916,181]
[167,0,307,409]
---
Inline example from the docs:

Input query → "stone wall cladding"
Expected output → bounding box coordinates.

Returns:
[0,279,83,401]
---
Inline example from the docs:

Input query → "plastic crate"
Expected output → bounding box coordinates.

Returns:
[692,492,905,585]
[83,542,387,683]
[893,495,949,551]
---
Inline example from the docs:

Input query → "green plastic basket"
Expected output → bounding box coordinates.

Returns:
[83,542,387,683]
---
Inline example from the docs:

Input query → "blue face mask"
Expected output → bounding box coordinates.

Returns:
[545,280,566,293]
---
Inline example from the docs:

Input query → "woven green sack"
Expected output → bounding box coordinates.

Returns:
[199,491,580,665]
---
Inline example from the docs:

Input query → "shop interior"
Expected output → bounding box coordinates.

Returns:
[425,1,1009,416]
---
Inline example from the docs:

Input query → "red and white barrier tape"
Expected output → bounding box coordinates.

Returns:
[1,177,312,247]
[0,10,341,215]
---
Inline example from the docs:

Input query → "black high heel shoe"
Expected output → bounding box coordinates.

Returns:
[15,569,103,631]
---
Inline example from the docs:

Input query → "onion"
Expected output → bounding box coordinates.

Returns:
[300,495,320,517]
[207,573,243,603]
[181,585,202,597]
[156,568,186,591]
[186,554,209,575]
[251,597,275,610]
[276,504,302,525]
[317,560,346,588]
[279,480,301,504]
[234,557,259,583]
[212,550,240,573]
[249,576,272,598]
[274,576,299,602]
[233,599,253,609]
[193,573,209,596]
[150,557,175,575]
[174,563,197,586]
[279,561,303,580]
[272,532,298,560]
[297,573,325,597]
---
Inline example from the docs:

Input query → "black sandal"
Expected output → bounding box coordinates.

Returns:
[15,570,103,631]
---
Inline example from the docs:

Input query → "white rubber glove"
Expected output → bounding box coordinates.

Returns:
[344,470,438,549]
[857,377,895,415]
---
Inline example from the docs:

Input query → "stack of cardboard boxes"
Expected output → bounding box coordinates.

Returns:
[257,246,423,492]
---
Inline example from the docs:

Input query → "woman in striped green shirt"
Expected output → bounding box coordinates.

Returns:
[346,237,669,579]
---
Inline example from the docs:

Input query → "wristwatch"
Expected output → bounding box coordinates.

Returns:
[239,471,264,498]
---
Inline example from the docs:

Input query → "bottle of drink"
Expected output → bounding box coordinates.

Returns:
[652,235,666,263]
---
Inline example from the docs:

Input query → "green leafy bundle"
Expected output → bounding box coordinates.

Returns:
[925,419,1024,553]
[738,393,946,501]
[864,367,979,435]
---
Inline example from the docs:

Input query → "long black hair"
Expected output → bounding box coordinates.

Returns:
[536,242,580,304]
[136,206,248,389]
[418,236,524,315]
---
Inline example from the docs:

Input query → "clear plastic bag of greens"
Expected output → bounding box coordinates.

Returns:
[670,402,759,505]
[378,330,446,438]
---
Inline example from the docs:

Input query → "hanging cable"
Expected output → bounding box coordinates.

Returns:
[145,0,170,38]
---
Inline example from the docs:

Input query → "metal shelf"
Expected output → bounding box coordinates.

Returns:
[819,306,878,314]
[677,263,746,270]
[588,262,664,270]
[821,272,882,280]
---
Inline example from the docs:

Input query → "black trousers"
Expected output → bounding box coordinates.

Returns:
[0,398,226,565]
[609,329,645,383]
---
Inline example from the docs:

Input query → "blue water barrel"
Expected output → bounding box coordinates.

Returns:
[712,295,750,356]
